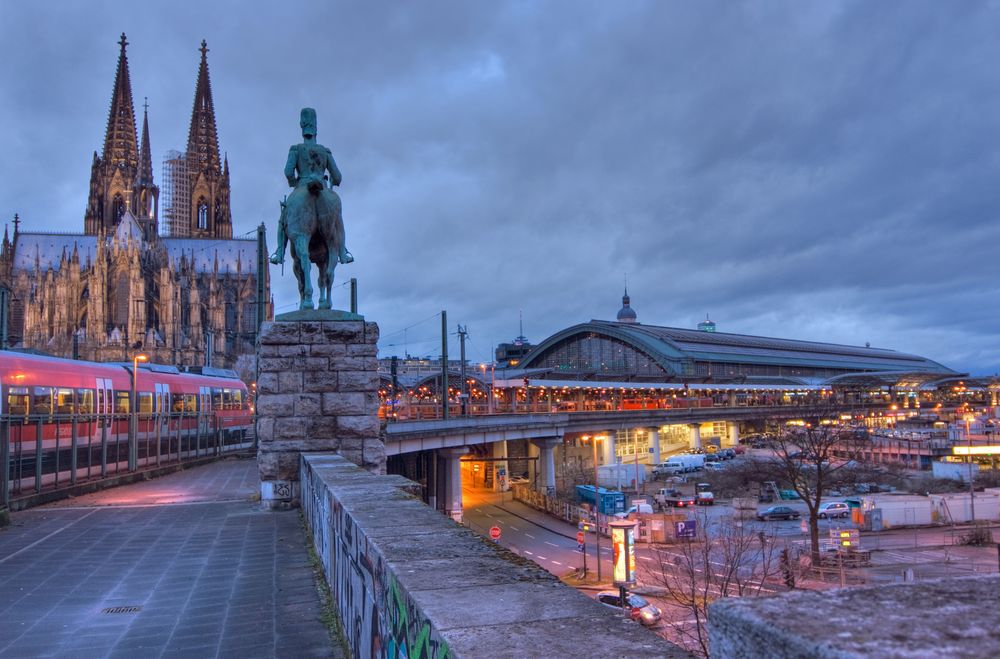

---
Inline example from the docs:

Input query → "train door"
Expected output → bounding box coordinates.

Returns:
[154,383,169,463]
[199,386,210,438]
[95,378,112,473]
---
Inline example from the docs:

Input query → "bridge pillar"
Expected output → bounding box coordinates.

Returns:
[438,447,468,522]
[601,433,616,465]
[493,440,509,492]
[256,316,382,510]
[532,437,562,496]
[689,423,702,450]
[527,440,540,485]
[728,422,740,448]
[648,428,661,463]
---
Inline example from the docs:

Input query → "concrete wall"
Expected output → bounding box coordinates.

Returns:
[709,575,1000,658]
[301,453,685,658]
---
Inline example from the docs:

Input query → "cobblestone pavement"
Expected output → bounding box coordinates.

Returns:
[0,457,344,659]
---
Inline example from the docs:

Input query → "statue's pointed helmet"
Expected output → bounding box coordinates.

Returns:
[300,107,317,138]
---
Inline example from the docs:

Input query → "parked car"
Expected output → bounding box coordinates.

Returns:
[720,448,736,460]
[595,591,662,627]
[757,506,801,521]
[818,502,850,519]
[704,462,725,471]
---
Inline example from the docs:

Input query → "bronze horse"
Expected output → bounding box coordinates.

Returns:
[271,108,352,310]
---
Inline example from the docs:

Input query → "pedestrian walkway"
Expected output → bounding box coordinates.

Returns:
[0,457,343,659]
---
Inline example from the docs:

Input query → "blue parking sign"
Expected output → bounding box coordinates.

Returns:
[675,520,697,539]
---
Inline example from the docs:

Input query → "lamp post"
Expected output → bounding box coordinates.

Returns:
[129,353,149,471]
[965,414,976,522]
[481,362,495,414]
[590,435,605,581]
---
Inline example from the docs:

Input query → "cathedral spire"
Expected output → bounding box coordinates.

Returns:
[186,39,222,173]
[137,98,154,186]
[102,33,139,169]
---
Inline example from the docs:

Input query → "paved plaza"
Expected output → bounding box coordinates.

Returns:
[0,457,342,658]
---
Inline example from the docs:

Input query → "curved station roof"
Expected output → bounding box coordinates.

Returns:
[514,319,960,388]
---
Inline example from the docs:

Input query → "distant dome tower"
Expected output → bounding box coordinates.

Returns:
[616,286,638,324]
[698,314,716,332]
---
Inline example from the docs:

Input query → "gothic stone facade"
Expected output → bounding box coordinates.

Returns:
[0,34,267,372]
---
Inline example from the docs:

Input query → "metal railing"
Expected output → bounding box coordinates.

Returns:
[2,411,254,509]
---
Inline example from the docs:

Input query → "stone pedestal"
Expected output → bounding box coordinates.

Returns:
[256,316,384,509]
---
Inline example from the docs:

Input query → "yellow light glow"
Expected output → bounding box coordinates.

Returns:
[953,446,1000,456]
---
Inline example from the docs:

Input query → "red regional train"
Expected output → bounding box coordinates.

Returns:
[1,352,252,488]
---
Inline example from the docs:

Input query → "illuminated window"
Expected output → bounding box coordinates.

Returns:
[197,201,208,230]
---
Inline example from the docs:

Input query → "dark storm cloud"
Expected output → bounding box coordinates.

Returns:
[1,1,998,373]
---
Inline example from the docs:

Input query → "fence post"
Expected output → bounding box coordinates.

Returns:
[34,418,42,493]
[100,417,108,478]
[70,416,78,486]
[1,417,9,509]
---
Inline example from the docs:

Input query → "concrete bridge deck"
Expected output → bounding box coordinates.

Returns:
[0,457,340,659]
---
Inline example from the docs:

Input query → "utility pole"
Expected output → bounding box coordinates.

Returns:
[441,311,449,420]
[256,222,267,331]
[458,325,468,416]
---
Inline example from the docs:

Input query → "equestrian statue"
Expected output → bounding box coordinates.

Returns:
[270,107,353,310]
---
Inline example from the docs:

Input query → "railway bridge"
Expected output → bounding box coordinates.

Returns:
[384,402,885,520]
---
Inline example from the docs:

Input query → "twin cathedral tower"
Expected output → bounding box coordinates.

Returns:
[0,34,269,373]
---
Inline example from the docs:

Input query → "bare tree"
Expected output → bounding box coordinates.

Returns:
[649,513,781,658]
[768,424,868,564]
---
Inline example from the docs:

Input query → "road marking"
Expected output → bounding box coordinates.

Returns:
[524,551,533,555]
[509,525,520,531]
[524,533,535,539]
[552,561,562,566]
[639,556,653,562]
[537,555,548,560]
[545,541,559,547]
[0,509,100,566]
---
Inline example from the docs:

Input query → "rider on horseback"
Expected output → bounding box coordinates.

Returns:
[270,108,353,266]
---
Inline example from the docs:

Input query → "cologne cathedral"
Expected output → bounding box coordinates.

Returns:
[0,34,270,372]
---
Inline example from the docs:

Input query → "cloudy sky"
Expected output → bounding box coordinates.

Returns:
[2,2,999,374]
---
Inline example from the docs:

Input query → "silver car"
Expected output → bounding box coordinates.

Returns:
[595,591,662,627]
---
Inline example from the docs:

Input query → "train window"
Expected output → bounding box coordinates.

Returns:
[77,389,94,414]
[212,388,224,411]
[115,391,130,414]
[232,389,243,409]
[221,388,233,409]
[138,392,153,415]
[184,394,197,412]
[56,388,75,414]
[33,387,53,416]
[7,386,28,416]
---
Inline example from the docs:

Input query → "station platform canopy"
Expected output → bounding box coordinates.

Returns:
[513,319,959,388]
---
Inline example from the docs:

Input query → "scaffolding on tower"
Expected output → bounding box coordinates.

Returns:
[161,150,190,237]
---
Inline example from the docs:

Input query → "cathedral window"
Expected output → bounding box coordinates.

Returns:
[197,201,208,230]
[112,195,125,221]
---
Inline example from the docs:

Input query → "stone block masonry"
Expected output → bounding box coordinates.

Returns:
[708,574,1000,658]
[300,454,686,658]
[257,319,384,508]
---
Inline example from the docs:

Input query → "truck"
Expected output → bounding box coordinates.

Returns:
[652,462,683,479]
[662,454,705,473]
[695,482,714,506]
[653,488,696,509]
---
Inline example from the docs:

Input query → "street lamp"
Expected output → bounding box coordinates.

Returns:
[965,413,976,522]
[129,353,149,471]
[587,435,608,581]
[480,362,495,414]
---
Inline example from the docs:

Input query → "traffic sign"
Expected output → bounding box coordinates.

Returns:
[489,525,502,540]
[675,520,697,539]
[576,531,585,544]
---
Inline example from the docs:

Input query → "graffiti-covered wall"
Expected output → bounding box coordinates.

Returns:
[300,453,682,659]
